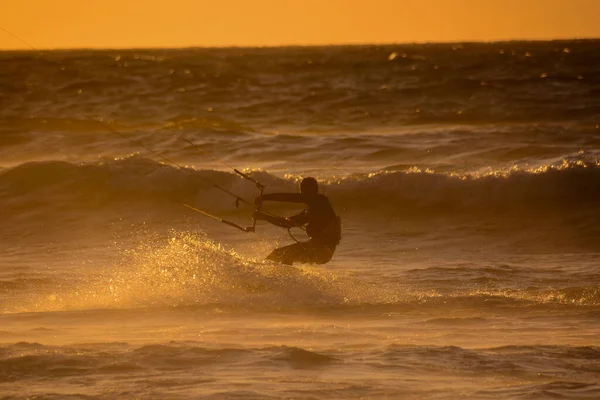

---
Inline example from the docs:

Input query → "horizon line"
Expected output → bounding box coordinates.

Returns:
[1,36,599,52]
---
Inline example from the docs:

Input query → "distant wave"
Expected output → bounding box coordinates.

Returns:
[2,41,600,131]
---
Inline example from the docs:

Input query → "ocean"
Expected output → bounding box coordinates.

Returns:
[1,40,599,399]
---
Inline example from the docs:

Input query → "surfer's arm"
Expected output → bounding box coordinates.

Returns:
[253,211,294,228]
[253,193,308,229]
[256,193,305,205]
[253,209,307,229]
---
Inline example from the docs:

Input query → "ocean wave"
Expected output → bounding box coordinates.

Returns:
[2,341,597,381]
[337,160,600,213]
[0,342,335,378]
[0,115,255,136]
[1,341,598,399]
[1,157,599,218]
[382,344,600,379]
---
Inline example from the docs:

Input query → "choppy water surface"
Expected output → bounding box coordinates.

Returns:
[1,41,599,399]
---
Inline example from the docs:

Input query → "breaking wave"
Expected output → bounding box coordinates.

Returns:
[1,157,599,217]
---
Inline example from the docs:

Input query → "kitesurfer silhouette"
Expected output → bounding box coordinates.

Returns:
[254,177,341,265]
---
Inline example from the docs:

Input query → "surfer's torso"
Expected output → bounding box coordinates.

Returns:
[295,194,340,247]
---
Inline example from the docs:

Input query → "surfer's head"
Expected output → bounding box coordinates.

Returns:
[300,177,318,197]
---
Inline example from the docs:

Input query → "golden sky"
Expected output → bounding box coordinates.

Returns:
[1,0,599,49]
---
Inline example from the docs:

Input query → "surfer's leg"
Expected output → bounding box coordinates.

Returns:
[266,242,302,265]
[266,241,335,265]
[302,242,334,264]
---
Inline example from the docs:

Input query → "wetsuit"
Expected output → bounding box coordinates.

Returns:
[257,193,340,265]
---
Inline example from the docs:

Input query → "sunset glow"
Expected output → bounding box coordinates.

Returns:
[1,0,599,49]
